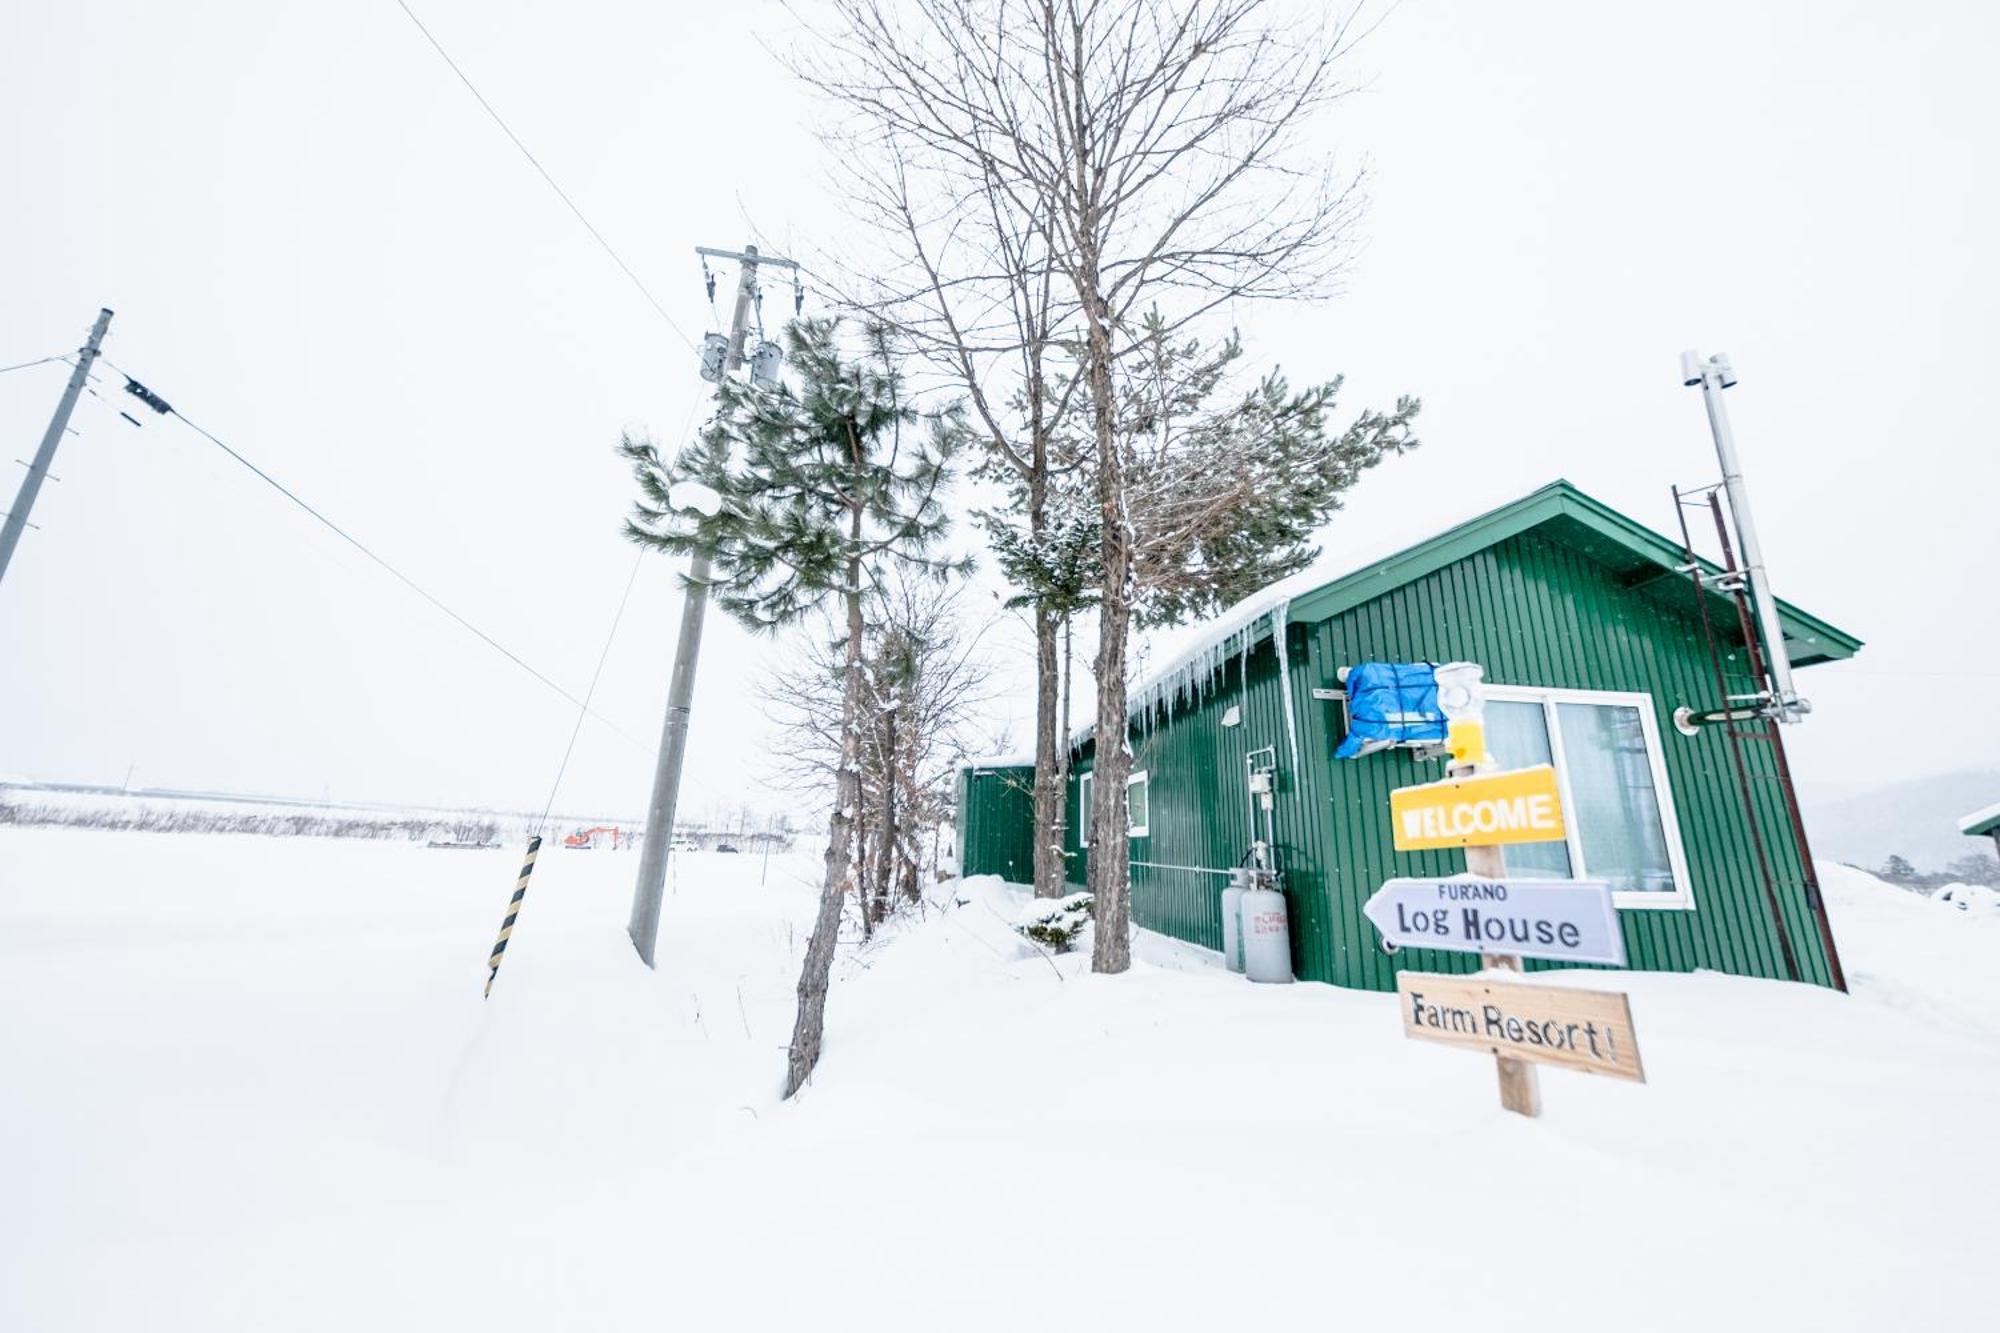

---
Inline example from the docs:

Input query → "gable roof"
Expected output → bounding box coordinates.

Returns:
[1284,479,1861,667]
[1097,479,1861,743]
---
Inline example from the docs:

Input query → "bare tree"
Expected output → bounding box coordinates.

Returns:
[797,39,1092,903]
[761,573,1001,929]
[800,0,1370,971]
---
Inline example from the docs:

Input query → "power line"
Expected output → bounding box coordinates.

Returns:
[391,0,698,352]
[538,546,646,831]
[101,357,652,754]
[0,354,66,377]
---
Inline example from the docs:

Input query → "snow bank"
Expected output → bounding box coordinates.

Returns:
[1934,881,2000,913]
[2,833,1995,1332]
[1819,862,2000,1042]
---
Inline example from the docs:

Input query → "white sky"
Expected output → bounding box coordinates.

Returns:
[3,0,1995,821]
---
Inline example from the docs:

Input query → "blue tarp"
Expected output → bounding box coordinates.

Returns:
[1334,661,1446,759]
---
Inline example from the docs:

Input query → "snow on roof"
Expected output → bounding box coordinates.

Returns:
[1073,484,1558,750]
[957,753,1035,772]
[1957,801,2000,835]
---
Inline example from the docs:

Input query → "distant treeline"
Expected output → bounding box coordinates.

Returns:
[0,798,504,845]
[1870,851,2000,892]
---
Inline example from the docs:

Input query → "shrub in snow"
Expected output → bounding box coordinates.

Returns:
[1016,892,1094,953]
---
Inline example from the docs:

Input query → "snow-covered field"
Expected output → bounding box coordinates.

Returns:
[2,830,1995,1331]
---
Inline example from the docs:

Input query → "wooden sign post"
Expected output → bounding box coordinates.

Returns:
[1377,665,1645,1118]
[1390,753,1573,1117]
[1387,740,1556,1115]
[1458,797,1541,1115]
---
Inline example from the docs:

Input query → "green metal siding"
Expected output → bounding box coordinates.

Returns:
[959,765,1038,883]
[1066,528,1837,991]
[1065,641,1288,951]
[1285,483,1861,666]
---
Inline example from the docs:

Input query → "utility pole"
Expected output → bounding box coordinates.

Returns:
[1,308,113,589]
[628,244,799,967]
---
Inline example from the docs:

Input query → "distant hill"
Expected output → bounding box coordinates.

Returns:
[1802,767,2000,873]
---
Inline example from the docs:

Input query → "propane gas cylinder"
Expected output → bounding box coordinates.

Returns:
[1241,877,1293,984]
[1221,869,1250,973]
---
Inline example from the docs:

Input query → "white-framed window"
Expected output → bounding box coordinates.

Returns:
[1077,769,1151,844]
[1126,770,1150,838]
[1483,685,1694,910]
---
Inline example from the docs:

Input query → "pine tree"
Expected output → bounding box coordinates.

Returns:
[1118,314,1421,629]
[621,317,966,1096]
[1023,314,1418,969]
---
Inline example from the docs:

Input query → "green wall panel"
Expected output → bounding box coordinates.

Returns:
[959,765,1038,883]
[1057,528,1837,992]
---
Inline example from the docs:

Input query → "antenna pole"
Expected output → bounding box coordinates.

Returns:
[1,308,113,590]
[1681,350,1804,722]
[627,245,797,967]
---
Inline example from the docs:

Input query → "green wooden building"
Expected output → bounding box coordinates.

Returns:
[958,480,1862,990]
[956,759,1039,885]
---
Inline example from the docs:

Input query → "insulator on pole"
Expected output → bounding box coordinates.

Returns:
[123,378,173,415]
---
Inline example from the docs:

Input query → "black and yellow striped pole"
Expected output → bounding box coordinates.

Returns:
[484,835,542,997]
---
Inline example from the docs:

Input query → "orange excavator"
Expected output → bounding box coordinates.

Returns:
[563,825,626,850]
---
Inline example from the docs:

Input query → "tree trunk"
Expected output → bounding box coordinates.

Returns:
[785,563,866,1098]
[1082,265,1133,975]
[1031,602,1064,898]
[1060,612,1073,822]
[853,789,873,940]
[900,702,923,904]
[875,705,897,920]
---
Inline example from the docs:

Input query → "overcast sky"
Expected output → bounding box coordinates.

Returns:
[3,0,1995,823]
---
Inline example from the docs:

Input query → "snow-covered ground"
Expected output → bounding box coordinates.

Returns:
[2,830,1995,1331]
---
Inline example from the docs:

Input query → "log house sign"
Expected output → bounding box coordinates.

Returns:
[1364,876,1627,967]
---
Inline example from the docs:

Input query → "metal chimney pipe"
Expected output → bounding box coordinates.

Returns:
[1682,350,1806,723]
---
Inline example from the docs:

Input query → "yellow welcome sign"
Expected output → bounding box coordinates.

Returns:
[1390,764,1566,851]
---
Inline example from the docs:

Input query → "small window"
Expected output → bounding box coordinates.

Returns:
[1126,770,1150,838]
[1485,686,1693,909]
[1077,769,1150,842]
